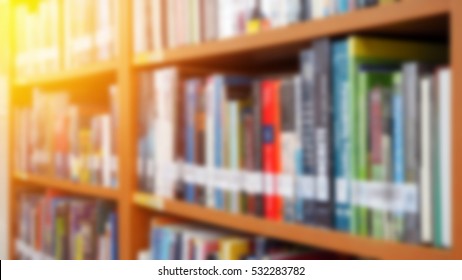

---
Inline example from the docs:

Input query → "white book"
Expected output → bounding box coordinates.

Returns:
[439,68,452,248]
[205,77,216,208]
[151,0,164,51]
[133,0,147,54]
[229,101,240,214]
[167,0,176,48]
[155,68,178,198]
[420,76,433,244]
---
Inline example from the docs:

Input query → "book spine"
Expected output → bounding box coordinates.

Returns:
[261,80,278,220]
[229,101,240,214]
[185,80,198,203]
[314,38,333,228]
[332,39,350,232]
[253,82,264,217]
[402,62,423,244]
[195,79,206,205]
[279,78,296,222]
[205,77,216,208]
[392,72,405,241]
[294,75,305,223]
[300,49,317,225]
[438,68,452,248]
[214,76,225,210]
[420,75,433,244]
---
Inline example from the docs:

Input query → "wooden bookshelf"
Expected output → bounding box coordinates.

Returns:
[13,60,117,87]
[13,173,120,201]
[7,0,462,260]
[133,0,449,68]
[133,192,455,260]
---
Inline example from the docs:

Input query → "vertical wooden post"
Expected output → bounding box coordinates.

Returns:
[450,0,462,260]
[117,0,140,260]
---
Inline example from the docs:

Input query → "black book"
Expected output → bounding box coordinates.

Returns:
[313,38,334,228]
[300,48,317,225]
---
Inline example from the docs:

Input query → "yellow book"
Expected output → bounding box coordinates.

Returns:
[218,238,250,260]
[349,36,448,62]
[246,20,261,35]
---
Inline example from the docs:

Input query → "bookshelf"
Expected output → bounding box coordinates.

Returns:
[14,60,117,87]
[7,0,462,260]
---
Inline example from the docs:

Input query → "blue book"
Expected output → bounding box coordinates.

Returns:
[392,73,405,239]
[336,0,349,13]
[332,39,350,232]
[185,80,199,203]
[109,212,118,260]
[151,227,159,259]
[214,76,225,210]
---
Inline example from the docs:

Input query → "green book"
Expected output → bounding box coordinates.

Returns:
[357,66,395,238]
[346,37,447,237]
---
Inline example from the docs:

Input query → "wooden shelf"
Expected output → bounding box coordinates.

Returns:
[133,192,456,260]
[133,0,449,68]
[13,173,120,201]
[14,60,116,87]
[8,0,462,260]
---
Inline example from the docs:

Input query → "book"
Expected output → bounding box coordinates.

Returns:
[17,191,117,260]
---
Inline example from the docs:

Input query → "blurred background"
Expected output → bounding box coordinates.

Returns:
[1,0,10,260]
[0,0,457,260]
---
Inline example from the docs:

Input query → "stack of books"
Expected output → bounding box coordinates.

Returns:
[13,0,118,78]
[136,36,451,248]
[63,0,118,69]
[14,0,60,78]
[14,86,119,188]
[133,0,400,53]
[17,191,118,260]
[139,220,350,260]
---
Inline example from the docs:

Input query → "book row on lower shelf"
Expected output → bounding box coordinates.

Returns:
[17,190,118,260]
[137,36,451,249]
[14,85,119,188]
[138,220,352,260]
[133,0,399,53]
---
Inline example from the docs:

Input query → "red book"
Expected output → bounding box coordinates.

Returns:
[261,80,282,220]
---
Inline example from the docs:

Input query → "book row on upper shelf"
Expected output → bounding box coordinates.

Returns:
[136,36,451,249]
[16,190,118,260]
[14,85,119,189]
[14,0,117,78]
[133,0,400,54]
[138,220,354,260]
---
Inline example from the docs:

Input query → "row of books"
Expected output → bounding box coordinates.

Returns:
[14,0,60,77]
[17,191,118,260]
[133,0,399,53]
[14,86,119,188]
[14,0,117,78]
[137,36,451,248]
[139,220,350,260]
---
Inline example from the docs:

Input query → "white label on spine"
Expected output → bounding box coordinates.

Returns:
[336,178,348,204]
[248,172,262,195]
[300,175,315,199]
[316,176,329,202]
[278,174,295,198]
[264,173,274,196]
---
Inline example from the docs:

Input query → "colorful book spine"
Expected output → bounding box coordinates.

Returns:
[313,38,333,228]
[332,39,350,231]
[392,72,405,241]
[212,76,224,210]
[184,79,198,203]
[300,49,317,225]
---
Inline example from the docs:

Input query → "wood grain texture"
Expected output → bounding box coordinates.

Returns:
[134,193,456,260]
